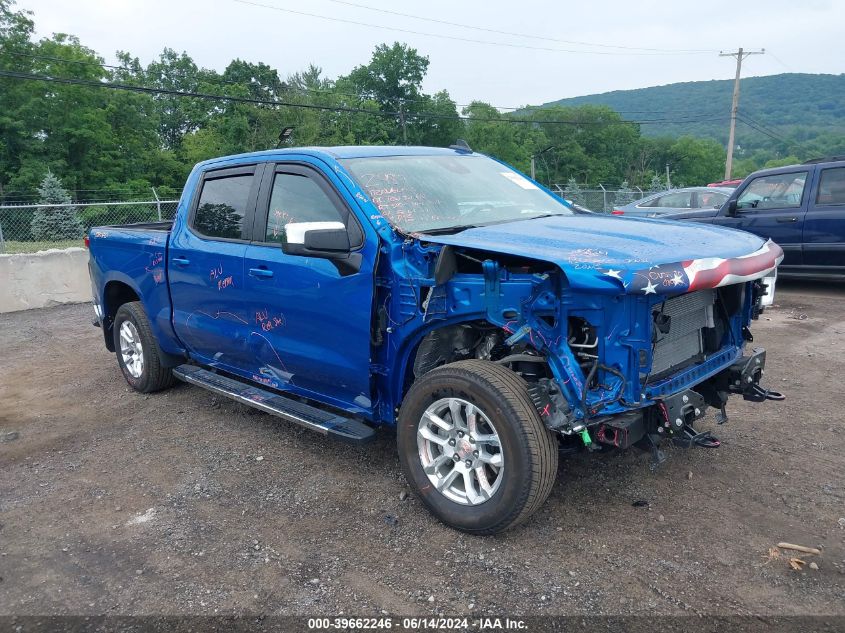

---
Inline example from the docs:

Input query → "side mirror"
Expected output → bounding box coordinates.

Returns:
[282,221,350,256]
[726,199,738,216]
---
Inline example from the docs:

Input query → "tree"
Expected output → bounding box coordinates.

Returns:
[526,105,638,184]
[613,181,637,207]
[30,171,82,240]
[462,101,542,174]
[649,174,668,192]
[144,48,215,151]
[667,136,726,186]
[344,42,430,144]
[562,178,585,205]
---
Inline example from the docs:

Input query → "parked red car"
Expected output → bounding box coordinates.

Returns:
[707,179,743,188]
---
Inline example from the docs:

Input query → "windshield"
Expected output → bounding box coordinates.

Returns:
[341,154,573,233]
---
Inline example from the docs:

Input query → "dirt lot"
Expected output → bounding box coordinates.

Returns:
[1,281,844,617]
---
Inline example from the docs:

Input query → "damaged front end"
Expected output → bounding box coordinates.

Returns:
[377,234,784,469]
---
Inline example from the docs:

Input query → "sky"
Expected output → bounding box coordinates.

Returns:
[19,0,845,108]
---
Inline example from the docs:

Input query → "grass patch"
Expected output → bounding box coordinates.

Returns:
[1,239,84,254]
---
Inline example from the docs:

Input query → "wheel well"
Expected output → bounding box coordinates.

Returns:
[102,281,140,351]
[403,321,502,397]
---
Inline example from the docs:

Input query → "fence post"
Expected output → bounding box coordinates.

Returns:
[0,221,5,254]
[599,184,607,213]
[151,187,162,222]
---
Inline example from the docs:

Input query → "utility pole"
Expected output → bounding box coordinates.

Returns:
[530,145,555,183]
[720,48,765,179]
[398,100,408,145]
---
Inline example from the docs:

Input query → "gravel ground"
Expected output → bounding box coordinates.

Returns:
[1,281,844,617]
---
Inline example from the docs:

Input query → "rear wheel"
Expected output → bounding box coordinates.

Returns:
[397,360,558,534]
[113,301,175,393]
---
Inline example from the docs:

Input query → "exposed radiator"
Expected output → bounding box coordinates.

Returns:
[651,289,716,376]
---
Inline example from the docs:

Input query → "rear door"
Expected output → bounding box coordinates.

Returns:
[241,162,375,412]
[714,170,810,267]
[804,165,845,272]
[170,164,262,373]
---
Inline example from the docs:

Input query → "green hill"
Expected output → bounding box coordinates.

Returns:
[538,73,845,156]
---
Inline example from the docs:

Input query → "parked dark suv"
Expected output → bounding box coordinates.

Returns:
[665,157,845,280]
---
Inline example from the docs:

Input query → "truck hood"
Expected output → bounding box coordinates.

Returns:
[420,214,783,295]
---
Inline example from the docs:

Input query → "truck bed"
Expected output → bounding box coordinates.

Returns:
[88,221,178,357]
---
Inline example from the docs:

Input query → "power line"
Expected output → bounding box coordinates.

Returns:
[736,109,800,148]
[316,0,718,54]
[7,50,509,111]
[738,120,793,150]
[736,116,794,148]
[10,51,734,120]
[737,112,793,145]
[766,50,793,71]
[0,69,731,126]
[233,0,713,57]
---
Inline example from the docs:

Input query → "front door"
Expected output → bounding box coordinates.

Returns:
[714,170,809,268]
[170,164,261,374]
[242,163,375,412]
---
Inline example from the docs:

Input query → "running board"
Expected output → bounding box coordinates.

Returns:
[173,365,375,444]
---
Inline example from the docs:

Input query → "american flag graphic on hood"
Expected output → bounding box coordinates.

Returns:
[604,239,784,295]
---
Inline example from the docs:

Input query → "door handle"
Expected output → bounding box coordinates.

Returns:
[776,217,798,223]
[171,256,191,266]
[249,267,274,279]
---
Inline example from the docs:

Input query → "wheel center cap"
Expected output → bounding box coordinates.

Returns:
[456,439,473,459]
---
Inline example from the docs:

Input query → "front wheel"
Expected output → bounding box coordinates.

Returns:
[113,301,174,393]
[397,360,558,534]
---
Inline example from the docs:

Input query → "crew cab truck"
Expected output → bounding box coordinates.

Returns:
[665,157,845,281]
[88,145,784,534]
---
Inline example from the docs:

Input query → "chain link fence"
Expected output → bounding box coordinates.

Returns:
[0,186,665,253]
[0,200,180,253]
[549,184,660,213]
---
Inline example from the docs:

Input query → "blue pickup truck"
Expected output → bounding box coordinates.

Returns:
[664,157,845,280]
[87,145,784,534]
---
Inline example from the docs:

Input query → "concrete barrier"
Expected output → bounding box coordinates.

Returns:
[0,247,91,313]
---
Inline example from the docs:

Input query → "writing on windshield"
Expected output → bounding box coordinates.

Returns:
[343,155,571,233]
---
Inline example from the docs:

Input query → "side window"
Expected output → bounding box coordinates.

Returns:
[737,172,807,210]
[193,174,253,239]
[697,191,728,208]
[654,191,693,208]
[816,167,845,205]
[265,173,344,243]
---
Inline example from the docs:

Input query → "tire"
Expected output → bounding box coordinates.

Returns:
[397,360,558,534]
[113,301,175,393]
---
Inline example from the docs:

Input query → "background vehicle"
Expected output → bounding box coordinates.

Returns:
[87,146,783,534]
[707,179,743,188]
[612,186,733,217]
[664,158,845,280]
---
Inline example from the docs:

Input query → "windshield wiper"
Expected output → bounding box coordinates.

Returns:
[523,213,559,220]
[420,214,563,235]
[419,224,480,235]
